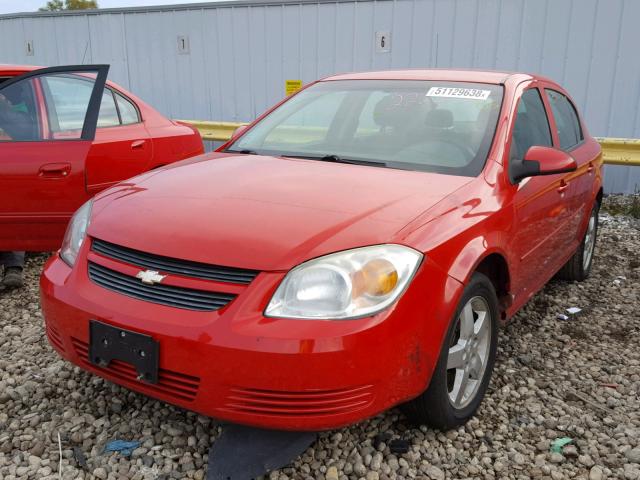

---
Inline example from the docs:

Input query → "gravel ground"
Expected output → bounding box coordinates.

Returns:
[1,196,639,480]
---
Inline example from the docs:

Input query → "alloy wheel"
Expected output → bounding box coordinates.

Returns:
[582,210,597,271]
[446,296,492,409]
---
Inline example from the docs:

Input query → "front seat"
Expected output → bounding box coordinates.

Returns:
[0,82,38,141]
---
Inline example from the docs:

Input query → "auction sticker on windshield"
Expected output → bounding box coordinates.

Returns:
[426,87,491,100]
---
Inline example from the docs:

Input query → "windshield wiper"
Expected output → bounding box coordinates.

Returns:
[224,149,258,155]
[282,154,386,168]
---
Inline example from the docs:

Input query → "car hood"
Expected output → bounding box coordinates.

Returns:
[90,153,472,271]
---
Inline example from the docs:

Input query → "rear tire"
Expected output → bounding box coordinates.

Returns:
[557,201,599,281]
[402,273,498,430]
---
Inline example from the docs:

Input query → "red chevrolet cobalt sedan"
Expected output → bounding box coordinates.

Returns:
[41,70,602,431]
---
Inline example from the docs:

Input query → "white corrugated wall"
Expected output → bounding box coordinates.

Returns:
[1,0,639,193]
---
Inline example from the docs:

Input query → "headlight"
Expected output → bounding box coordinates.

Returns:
[60,199,93,267]
[265,245,423,320]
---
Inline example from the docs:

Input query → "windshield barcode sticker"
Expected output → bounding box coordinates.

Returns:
[426,87,491,100]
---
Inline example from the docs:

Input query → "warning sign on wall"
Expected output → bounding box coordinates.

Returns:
[285,80,303,96]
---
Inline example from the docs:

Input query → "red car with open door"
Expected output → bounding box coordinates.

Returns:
[0,64,203,252]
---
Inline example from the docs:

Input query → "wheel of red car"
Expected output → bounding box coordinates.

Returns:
[402,272,498,430]
[557,201,600,282]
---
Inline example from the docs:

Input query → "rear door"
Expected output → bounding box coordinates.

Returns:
[86,87,152,194]
[543,87,598,238]
[0,65,108,251]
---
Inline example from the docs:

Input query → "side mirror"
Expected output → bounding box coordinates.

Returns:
[231,124,249,139]
[511,145,577,182]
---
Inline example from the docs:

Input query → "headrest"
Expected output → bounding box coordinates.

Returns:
[373,95,405,128]
[2,82,29,104]
[425,109,454,129]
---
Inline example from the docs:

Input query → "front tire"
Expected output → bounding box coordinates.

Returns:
[402,273,498,430]
[557,201,599,281]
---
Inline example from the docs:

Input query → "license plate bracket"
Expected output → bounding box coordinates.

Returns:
[89,320,159,384]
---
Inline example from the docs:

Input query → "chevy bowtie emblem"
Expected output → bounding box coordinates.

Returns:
[136,270,166,285]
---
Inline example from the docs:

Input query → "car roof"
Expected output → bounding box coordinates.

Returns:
[0,64,130,93]
[0,64,39,76]
[322,69,546,85]
[2,64,552,85]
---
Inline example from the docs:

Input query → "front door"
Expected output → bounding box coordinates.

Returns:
[0,65,108,251]
[508,85,577,301]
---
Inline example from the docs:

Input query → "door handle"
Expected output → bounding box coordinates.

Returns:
[131,139,146,149]
[557,180,570,194]
[39,162,71,178]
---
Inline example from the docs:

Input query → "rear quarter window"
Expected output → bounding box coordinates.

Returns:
[115,92,140,125]
[98,90,120,127]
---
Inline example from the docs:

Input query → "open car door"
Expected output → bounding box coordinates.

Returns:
[0,64,109,251]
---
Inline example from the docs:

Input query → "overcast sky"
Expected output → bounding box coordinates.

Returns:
[0,0,221,14]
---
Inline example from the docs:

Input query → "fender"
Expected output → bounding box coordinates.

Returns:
[399,178,515,321]
[578,186,603,238]
[447,236,512,305]
[446,236,509,284]
[574,157,603,242]
[420,227,514,322]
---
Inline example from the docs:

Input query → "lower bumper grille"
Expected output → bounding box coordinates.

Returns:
[71,338,200,402]
[223,385,375,417]
[87,262,235,311]
[46,325,65,353]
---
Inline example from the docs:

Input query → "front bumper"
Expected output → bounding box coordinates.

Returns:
[40,251,462,431]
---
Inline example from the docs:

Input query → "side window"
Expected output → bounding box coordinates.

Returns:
[510,88,552,160]
[41,74,96,139]
[545,89,583,150]
[98,89,119,127]
[115,93,140,125]
[0,77,42,141]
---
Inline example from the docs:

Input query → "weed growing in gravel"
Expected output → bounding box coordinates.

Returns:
[630,189,640,219]
[601,191,640,218]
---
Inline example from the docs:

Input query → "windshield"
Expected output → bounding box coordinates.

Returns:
[227,79,503,176]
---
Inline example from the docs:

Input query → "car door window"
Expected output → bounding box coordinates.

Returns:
[545,89,583,150]
[510,88,552,161]
[115,92,140,125]
[98,89,120,127]
[41,74,102,139]
[0,77,42,141]
[0,66,108,144]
